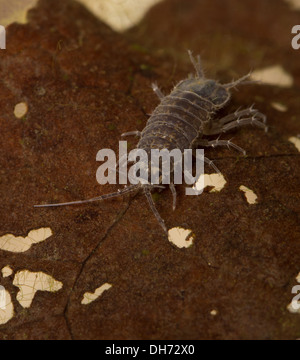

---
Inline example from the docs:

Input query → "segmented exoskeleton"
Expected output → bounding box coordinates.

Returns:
[35,51,267,234]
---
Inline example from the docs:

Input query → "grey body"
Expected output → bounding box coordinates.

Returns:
[138,79,230,154]
[35,51,267,236]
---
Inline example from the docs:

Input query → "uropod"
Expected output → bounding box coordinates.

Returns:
[35,51,267,234]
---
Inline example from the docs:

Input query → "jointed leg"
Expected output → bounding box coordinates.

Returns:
[191,140,221,173]
[144,187,168,233]
[222,114,268,133]
[218,105,266,126]
[204,157,221,174]
[121,130,142,137]
[197,137,246,155]
[204,106,268,135]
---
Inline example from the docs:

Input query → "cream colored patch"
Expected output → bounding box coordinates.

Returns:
[13,270,63,308]
[284,0,300,10]
[289,136,300,152]
[0,0,163,31]
[271,102,288,112]
[14,102,28,118]
[296,272,300,283]
[81,283,112,305]
[210,309,218,316]
[193,173,227,193]
[0,0,38,26]
[250,65,293,88]
[168,227,194,248]
[0,227,52,253]
[77,0,163,32]
[0,289,14,325]
[239,185,258,204]
[1,266,13,278]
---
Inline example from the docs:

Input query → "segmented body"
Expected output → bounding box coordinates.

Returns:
[138,79,229,155]
[35,51,267,236]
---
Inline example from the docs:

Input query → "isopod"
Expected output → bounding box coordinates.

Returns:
[35,51,267,234]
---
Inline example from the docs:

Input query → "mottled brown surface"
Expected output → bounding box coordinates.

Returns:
[0,0,299,340]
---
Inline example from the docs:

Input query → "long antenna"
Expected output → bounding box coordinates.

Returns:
[34,184,140,208]
[187,49,205,79]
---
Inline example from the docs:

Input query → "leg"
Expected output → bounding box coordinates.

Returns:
[221,114,268,133]
[191,139,221,173]
[197,137,246,155]
[144,186,168,233]
[219,105,266,126]
[151,82,164,100]
[121,130,142,137]
[204,106,268,135]
[169,183,177,211]
[204,157,221,174]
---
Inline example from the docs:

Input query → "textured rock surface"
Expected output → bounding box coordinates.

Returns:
[0,0,299,339]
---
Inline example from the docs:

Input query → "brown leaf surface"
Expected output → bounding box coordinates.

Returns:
[0,0,299,339]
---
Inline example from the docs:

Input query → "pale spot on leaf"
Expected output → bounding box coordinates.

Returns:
[0,0,38,26]
[284,0,300,10]
[193,173,227,193]
[239,185,258,204]
[77,0,164,32]
[168,227,194,248]
[0,288,14,325]
[13,270,63,308]
[289,136,300,152]
[0,227,52,252]
[14,102,28,118]
[1,265,13,278]
[250,65,293,88]
[271,102,288,112]
[81,283,112,305]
